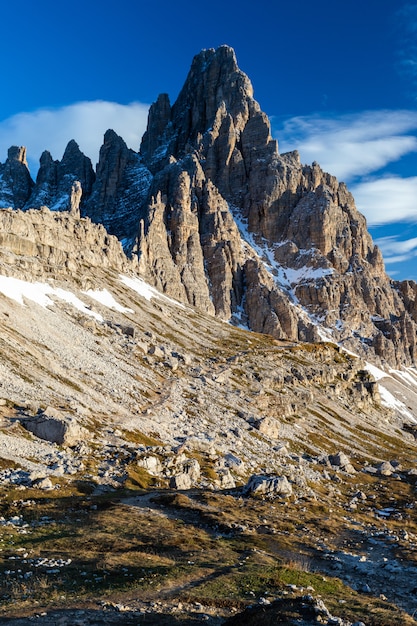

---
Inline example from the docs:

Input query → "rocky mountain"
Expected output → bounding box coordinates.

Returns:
[1,46,417,621]
[0,45,416,369]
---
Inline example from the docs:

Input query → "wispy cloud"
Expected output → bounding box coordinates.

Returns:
[374,234,417,265]
[276,110,417,181]
[351,176,417,225]
[276,109,417,226]
[0,101,150,174]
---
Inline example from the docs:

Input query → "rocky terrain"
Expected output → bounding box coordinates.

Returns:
[0,46,415,624]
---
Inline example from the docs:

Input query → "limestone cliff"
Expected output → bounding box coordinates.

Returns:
[0,207,133,284]
[0,45,416,367]
[0,146,34,209]
[135,45,417,366]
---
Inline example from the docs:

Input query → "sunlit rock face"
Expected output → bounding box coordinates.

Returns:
[1,45,416,366]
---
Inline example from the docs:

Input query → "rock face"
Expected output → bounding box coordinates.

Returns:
[133,45,417,366]
[82,130,152,251]
[26,141,95,214]
[0,45,417,367]
[23,407,85,447]
[243,474,293,498]
[0,206,134,283]
[0,147,34,208]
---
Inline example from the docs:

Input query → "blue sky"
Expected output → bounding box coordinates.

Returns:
[2,0,417,281]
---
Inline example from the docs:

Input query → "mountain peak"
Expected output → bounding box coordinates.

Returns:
[7,145,29,166]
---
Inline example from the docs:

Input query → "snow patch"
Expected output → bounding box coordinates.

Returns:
[378,384,415,421]
[365,362,389,381]
[389,368,417,388]
[119,275,185,308]
[0,276,103,321]
[83,289,133,313]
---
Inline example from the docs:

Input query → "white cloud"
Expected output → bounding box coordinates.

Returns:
[374,234,417,265]
[351,176,417,225]
[0,101,150,175]
[277,110,417,181]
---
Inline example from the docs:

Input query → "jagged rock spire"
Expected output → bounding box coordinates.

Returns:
[0,146,34,209]
[25,140,95,212]
[83,129,152,250]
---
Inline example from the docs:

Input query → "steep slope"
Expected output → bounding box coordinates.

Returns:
[0,206,413,466]
[0,207,416,624]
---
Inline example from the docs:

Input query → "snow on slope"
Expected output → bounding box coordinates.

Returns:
[83,288,134,313]
[0,274,185,323]
[0,276,103,321]
[119,275,186,308]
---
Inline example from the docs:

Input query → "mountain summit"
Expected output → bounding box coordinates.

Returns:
[0,45,416,366]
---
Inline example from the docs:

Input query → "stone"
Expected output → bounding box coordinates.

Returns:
[32,477,54,490]
[169,473,192,490]
[329,451,356,474]
[253,416,280,439]
[137,456,163,476]
[243,474,292,498]
[378,461,395,476]
[25,141,95,213]
[169,457,200,489]
[23,407,85,447]
[215,468,236,489]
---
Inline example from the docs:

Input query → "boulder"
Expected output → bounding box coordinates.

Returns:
[253,416,280,439]
[23,407,85,447]
[329,451,356,474]
[169,457,201,489]
[169,473,192,490]
[137,455,163,476]
[32,477,54,490]
[378,461,395,476]
[243,474,292,498]
[216,468,236,489]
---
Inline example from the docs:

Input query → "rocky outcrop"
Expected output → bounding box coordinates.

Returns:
[133,45,417,365]
[22,407,86,447]
[25,141,95,214]
[243,474,293,497]
[0,206,134,282]
[1,45,417,367]
[0,146,34,209]
[83,130,152,251]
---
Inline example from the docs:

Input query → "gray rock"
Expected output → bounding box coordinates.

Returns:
[137,456,163,476]
[253,416,280,439]
[32,477,54,490]
[25,141,95,212]
[169,473,192,490]
[215,468,236,489]
[329,451,356,474]
[0,146,34,209]
[378,461,395,476]
[243,474,292,498]
[23,407,85,447]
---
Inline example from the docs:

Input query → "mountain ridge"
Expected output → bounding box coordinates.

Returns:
[0,45,416,368]
[1,46,417,623]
